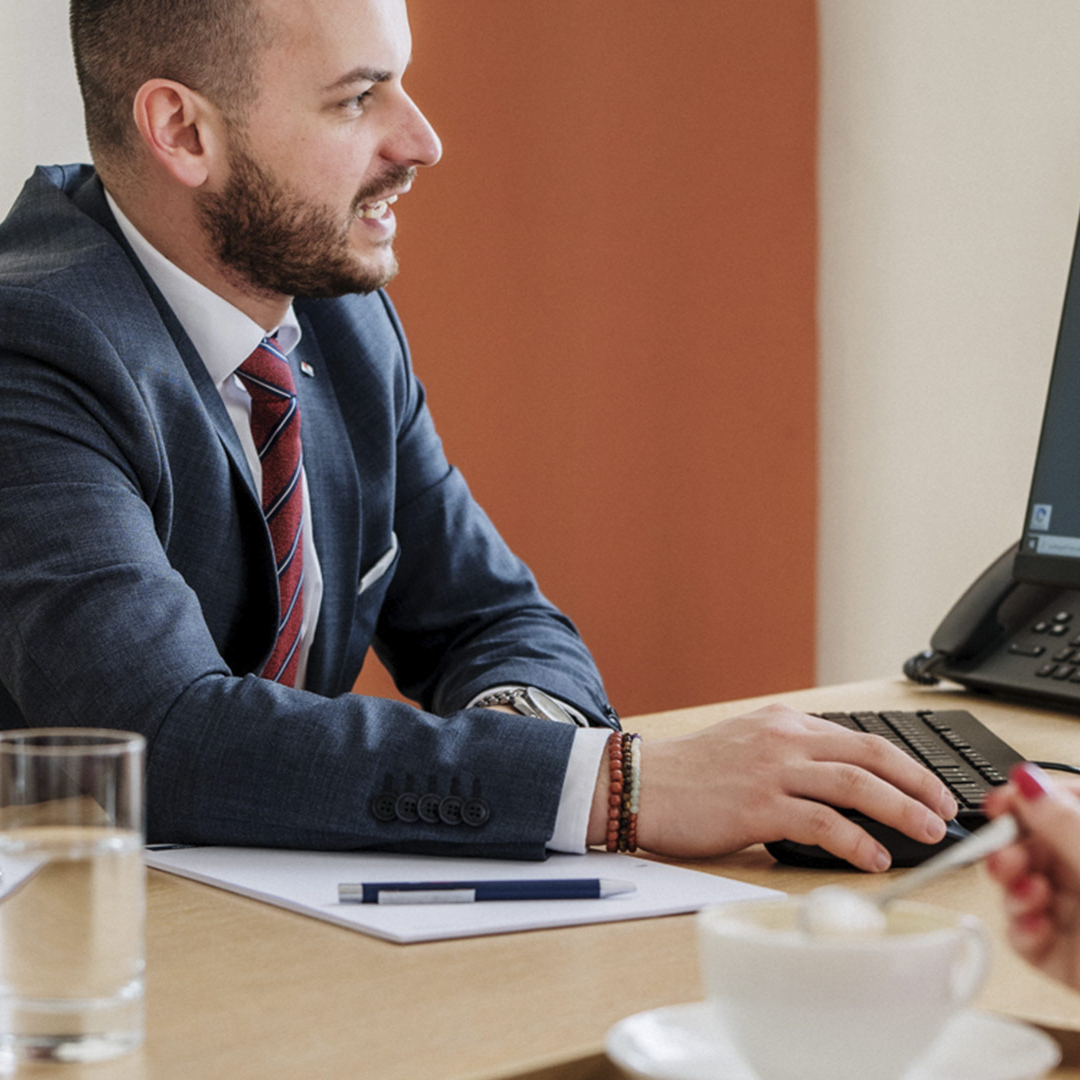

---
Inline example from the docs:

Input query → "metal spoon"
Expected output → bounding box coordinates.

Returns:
[799,814,1019,935]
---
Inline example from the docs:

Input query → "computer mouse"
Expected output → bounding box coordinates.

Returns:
[765,815,973,870]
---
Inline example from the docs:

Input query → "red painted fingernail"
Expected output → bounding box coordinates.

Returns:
[1009,874,1034,898]
[1012,763,1052,801]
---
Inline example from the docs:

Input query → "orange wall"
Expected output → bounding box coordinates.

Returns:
[355,1,819,717]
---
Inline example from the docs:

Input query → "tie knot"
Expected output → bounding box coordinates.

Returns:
[238,336,297,399]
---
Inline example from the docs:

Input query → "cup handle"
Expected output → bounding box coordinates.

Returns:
[950,915,991,1007]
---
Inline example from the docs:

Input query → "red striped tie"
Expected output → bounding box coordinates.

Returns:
[237,336,305,687]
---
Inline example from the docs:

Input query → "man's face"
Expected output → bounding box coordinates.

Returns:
[196,0,440,300]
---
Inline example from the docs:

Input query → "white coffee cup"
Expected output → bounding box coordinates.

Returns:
[697,897,989,1080]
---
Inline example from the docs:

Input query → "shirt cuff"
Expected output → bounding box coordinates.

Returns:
[548,726,610,853]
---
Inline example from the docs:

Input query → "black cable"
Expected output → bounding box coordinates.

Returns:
[1032,761,1080,775]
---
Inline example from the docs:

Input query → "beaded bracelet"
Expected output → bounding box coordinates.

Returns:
[605,730,641,852]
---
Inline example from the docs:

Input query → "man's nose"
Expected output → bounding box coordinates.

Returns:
[386,91,442,169]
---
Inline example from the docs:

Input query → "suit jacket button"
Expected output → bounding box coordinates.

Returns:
[395,792,420,823]
[438,795,464,825]
[462,798,490,827]
[371,794,397,822]
[417,793,441,823]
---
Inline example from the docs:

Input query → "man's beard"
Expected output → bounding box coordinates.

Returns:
[195,142,414,300]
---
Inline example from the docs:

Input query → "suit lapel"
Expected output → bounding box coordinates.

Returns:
[71,173,261,505]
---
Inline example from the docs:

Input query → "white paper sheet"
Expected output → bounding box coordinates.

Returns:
[144,846,783,944]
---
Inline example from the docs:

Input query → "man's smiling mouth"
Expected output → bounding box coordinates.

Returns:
[357,194,399,220]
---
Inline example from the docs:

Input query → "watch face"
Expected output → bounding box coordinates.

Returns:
[524,687,574,724]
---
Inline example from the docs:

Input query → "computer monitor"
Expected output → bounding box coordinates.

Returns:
[1015,207,1080,589]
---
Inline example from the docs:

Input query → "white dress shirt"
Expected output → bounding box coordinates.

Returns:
[104,191,607,852]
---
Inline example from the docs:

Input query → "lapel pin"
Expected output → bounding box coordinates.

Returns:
[299,361,316,378]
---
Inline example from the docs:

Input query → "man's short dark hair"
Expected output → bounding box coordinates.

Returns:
[70,0,273,165]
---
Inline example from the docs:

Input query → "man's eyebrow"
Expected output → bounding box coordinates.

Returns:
[322,61,408,94]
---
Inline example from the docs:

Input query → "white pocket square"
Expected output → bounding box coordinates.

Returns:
[358,532,399,595]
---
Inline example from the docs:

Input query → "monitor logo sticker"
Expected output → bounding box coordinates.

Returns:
[1031,504,1053,531]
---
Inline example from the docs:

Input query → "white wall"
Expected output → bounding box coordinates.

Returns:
[0,0,88,213]
[817,0,1080,684]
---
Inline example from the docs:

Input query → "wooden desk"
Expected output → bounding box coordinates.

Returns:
[14,679,1080,1079]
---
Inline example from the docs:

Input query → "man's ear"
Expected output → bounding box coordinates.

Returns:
[132,79,226,188]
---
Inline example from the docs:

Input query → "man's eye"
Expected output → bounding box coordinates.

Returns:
[345,90,373,111]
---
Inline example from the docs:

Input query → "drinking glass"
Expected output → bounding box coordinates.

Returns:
[0,729,145,1063]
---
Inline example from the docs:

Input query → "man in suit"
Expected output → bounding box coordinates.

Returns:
[0,0,958,868]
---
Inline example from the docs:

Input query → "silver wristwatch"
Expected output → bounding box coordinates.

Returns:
[472,686,588,726]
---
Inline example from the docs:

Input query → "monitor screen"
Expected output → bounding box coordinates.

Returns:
[1015,207,1080,588]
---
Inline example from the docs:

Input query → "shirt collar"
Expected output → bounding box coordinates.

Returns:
[103,190,302,388]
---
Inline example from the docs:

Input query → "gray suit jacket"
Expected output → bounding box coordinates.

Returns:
[0,165,618,858]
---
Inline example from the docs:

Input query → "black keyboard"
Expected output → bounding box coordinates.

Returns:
[765,709,1026,868]
[816,709,1020,813]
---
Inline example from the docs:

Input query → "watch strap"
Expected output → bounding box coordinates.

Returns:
[471,686,588,726]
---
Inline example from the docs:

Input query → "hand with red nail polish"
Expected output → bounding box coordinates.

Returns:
[984,763,1080,990]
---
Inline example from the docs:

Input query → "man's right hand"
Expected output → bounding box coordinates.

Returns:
[587,703,958,872]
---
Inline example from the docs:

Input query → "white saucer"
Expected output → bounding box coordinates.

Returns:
[605,1002,1062,1080]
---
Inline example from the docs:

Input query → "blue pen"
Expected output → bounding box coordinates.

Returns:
[337,878,636,904]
